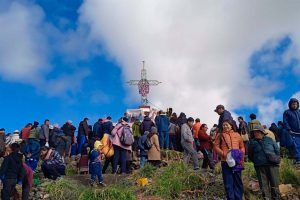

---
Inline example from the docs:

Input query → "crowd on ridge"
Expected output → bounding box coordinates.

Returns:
[0,98,299,200]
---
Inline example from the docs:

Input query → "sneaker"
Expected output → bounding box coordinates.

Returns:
[98,181,107,187]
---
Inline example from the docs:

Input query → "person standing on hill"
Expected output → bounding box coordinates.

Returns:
[214,105,236,133]
[193,118,202,152]
[39,119,50,147]
[102,116,113,135]
[21,123,32,140]
[283,98,300,164]
[181,117,199,170]
[62,120,76,157]
[77,118,90,155]
[111,117,132,174]
[147,127,161,167]
[157,112,170,149]
[198,124,214,170]
[93,119,103,140]
[237,116,249,155]
[248,114,261,136]
[248,125,280,200]
[141,114,155,134]
[214,120,245,200]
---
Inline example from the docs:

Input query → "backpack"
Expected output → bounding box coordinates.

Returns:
[143,137,152,150]
[119,125,134,146]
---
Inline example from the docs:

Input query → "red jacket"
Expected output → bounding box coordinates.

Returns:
[198,129,212,150]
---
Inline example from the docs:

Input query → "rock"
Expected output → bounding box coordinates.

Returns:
[248,179,260,192]
[279,184,296,195]
[43,194,50,199]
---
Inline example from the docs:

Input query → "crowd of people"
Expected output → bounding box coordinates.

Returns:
[0,97,299,200]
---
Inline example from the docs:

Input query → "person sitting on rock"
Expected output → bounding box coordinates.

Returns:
[40,146,65,180]
[89,141,106,187]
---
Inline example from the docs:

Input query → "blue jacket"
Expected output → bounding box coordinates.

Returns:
[138,132,149,157]
[157,115,170,132]
[25,139,41,160]
[283,98,300,133]
[248,136,280,166]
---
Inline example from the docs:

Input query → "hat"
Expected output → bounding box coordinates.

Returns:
[13,130,19,133]
[49,125,54,130]
[214,105,224,112]
[34,121,39,126]
[150,126,158,134]
[251,125,266,135]
[67,120,73,124]
[94,140,103,149]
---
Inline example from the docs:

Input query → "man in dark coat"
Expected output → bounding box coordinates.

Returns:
[93,119,103,139]
[283,98,300,164]
[62,120,76,157]
[141,115,155,134]
[214,105,236,133]
[77,118,90,155]
[157,112,170,149]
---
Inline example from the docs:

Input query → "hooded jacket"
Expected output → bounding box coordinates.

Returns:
[157,115,170,132]
[181,123,194,143]
[283,98,300,132]
[141,116,155,133]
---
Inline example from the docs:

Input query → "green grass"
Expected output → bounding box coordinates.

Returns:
[147,161,206,199]
[78,187,136,200]
[243,162,257,179]
[280,157,300,186]
[65,163,78,176]
[45,179,85,200]
[134,163,157,179]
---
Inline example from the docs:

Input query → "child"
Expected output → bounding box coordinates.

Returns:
[89,141,106,187]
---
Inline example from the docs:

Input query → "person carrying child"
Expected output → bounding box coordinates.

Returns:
[89,141,106,187]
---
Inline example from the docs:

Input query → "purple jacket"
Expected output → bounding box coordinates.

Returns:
[111,122,132,152]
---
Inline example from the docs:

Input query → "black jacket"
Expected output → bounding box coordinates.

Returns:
[0,152,23,180]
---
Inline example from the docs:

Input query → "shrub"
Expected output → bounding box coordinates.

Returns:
[280,158,300,186]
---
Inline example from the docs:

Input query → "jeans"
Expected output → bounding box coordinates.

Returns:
[255,166,280,200]
[90,162,104,183]
[181,141,199,170]
[291,135,300,162]
[140,156,147,168]
[1,179,17,200]
[200,149,215,169]
[41,163,65,180]
[77,135,87,155]
[159,131,169,149]
[112,145,127,174]
[221,162,243,200]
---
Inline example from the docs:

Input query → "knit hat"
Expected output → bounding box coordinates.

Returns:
[94,140,103,149]
[34,121,39,126]
[251,125,266,135]
[150,126,158,134]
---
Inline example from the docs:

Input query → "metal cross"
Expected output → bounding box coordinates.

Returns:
[127,61,161,105]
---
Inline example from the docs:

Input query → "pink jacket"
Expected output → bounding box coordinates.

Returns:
[111,122,132,152]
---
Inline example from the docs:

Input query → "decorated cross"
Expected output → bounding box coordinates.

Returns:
[127,61,161,106]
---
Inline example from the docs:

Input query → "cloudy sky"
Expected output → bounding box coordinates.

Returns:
[1,0,300,132]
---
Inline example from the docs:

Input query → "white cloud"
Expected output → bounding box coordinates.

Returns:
[292,91,300,100]
[0,1,92,98]
[0,2,48,83]
[78,0,300,125]
[257,98,285,126]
